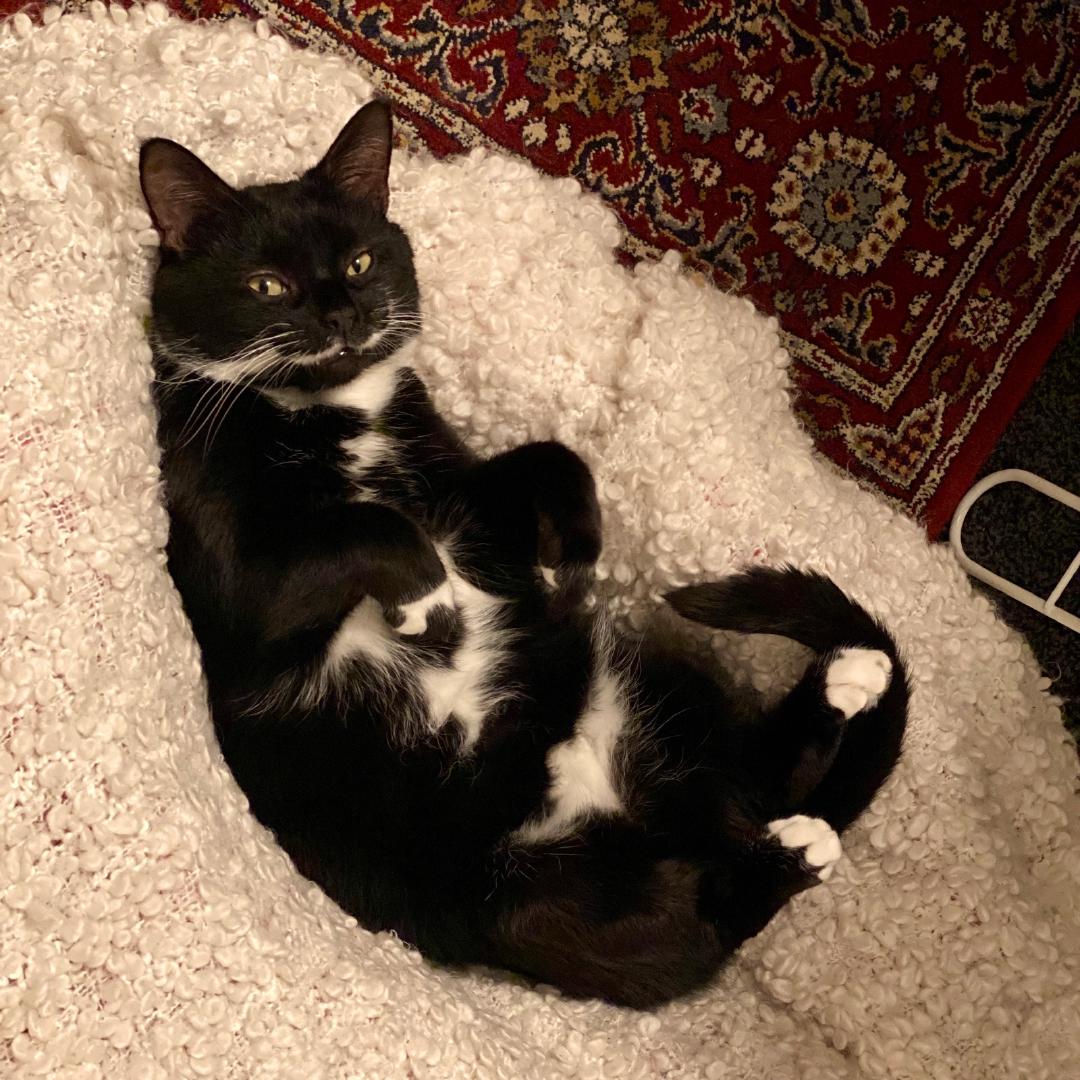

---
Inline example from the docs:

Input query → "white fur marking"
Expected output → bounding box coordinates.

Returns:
[305,546,511,749]
[200,350,286,383]
[359,324,391,352]
[396,580,454,636]
[341,430,393,478]
[265,358,411,416]
[327,596,405,669]
[515,669,627,844]
[767,814,843,881]
[540,565,557,588]
[323,358,408,415]
[417,561,511,749]
[176,339,330,385]
[286,342,347,366]
[825,648,892,719]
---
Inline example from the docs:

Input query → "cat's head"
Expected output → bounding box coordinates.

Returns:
[140,100,419,394]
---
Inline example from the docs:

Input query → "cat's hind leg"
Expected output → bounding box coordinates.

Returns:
[461,440,601,615]
[824,647,893,719]
[666,566,909,832]
[698,813,843,951]
[766,813,843,881]
[739,646,895,815]
[488,826,728,1008]
[800,646,907,831]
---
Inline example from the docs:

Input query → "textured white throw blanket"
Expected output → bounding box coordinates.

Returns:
[2,7,1078,1078]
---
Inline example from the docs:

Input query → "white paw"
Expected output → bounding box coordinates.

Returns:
[540,565,558,589]
[825,647,892,719]
[767,815,843,881]
[395,580,454,635]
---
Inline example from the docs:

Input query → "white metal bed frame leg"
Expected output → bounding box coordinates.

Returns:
[949,469,1080,634]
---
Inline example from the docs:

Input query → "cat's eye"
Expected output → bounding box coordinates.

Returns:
[247,273,288,298]
[346,251,373,278]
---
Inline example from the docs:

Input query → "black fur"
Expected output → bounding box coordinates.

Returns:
[141,103,909,1009]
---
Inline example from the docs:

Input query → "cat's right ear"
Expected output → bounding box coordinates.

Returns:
[139,139,238,253]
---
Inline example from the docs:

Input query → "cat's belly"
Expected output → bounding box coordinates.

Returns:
[324,550,514,749]
[513,664,630,845]
[325,550,631,841]
[415,560,513,749]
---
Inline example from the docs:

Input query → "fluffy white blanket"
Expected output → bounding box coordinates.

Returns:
[2,7,1078,1079]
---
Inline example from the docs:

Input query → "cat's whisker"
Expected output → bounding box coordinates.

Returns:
[154,340,214,396]
[177,377,232,449]
[199,353,284,453]
[382,324,424,341]
[416,310,445,329]
[378,312,425,334]
[181,379,241,451]
[217,334,304,375]
[195,386,240,455]
[202,382,253,455]
[382,312,425,329]
[175,338,303,451]
[380,325,424,351]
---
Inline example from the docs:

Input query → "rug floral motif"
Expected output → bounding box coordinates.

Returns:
[15,0,1078,534]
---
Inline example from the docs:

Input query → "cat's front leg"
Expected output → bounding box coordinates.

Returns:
[465,440,602,616]
[259,502,451,641]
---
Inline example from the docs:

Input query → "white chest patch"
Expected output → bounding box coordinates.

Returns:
[265,358,411,418]
[515,668,628,845]
[418,559,512,751]
[341,429,394,480]
[326,596,408,675]
[323,358,409,415]
[313,548,511,750]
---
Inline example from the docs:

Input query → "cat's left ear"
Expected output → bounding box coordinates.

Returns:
[310,100,392,215]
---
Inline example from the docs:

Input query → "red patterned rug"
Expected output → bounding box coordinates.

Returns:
[9,1,1079,534]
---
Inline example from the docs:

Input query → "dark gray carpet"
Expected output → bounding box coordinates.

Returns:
[942,320,1080,743]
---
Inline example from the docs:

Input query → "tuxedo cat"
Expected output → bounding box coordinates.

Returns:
[140,101,908,1008]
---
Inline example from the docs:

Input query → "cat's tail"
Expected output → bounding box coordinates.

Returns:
[664,564,899,655]
[664,564,909,830]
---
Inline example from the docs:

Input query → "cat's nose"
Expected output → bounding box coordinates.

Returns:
[326,308,358,339]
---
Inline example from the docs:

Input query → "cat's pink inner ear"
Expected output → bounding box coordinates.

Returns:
[313,100,392,215]
[139,139,237,252]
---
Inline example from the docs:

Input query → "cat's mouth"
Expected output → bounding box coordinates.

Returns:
[330,344,362,363]
[303,340,369,365]
[277,304,407,390]
[294,343,375,390]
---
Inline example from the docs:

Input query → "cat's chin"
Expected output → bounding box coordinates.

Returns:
[290,347,377,392]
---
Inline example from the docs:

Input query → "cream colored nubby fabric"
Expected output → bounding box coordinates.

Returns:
[1,8,1078,1079]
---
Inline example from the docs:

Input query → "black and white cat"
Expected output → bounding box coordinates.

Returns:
[140,101,908,1008]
